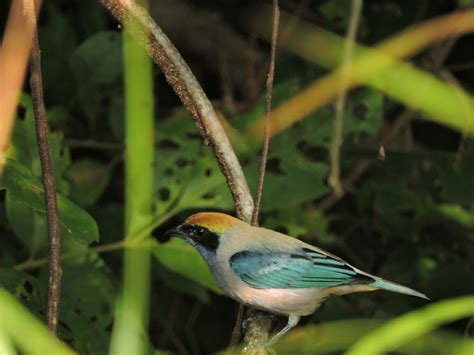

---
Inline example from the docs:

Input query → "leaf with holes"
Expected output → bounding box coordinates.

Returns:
[53,259,117,353]
[0,269,45,317]
[154,109,233,216]
[238,83,383,211]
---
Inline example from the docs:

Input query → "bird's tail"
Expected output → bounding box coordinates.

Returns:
[371,278,430,300]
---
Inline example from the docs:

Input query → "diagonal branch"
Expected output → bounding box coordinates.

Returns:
[98,0,254,222]
[29,22,62,333]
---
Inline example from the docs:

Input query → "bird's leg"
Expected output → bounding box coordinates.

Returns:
[266,314,300,346]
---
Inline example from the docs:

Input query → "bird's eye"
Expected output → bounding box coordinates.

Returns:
[195,227,206,237]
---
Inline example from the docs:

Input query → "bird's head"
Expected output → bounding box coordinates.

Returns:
[165,212,239,254]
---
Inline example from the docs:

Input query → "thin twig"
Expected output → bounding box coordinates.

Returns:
[251,0,280,226]
[327,0,363,197]
[99,0,254,222]
[238,2,281,354]
[29,27,62,333]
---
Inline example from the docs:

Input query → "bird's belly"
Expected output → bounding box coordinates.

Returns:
[211,256,325,316]
[227,283,323,316]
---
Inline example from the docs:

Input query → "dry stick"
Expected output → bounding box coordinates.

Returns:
[98,0,254,222]
[327,0,363,197]
[30,30,62,334]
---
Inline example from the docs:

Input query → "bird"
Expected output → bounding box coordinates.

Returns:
[165,212,429,345]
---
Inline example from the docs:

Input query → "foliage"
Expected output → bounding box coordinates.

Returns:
[0,0,473,354]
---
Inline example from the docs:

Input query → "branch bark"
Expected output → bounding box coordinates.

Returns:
[98,0,254,221]
[29,27,62,334]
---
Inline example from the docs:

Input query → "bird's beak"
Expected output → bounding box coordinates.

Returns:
[163,225,186,240]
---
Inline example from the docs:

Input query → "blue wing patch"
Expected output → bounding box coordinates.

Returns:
[230,248,373,289]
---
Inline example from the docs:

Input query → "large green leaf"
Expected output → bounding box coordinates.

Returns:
[10,94,70,189]
[152,238,221,294]
[70,31,123,120]
[65,159,112,208]
[1,159,99,248]
[348,296,474,354]
[55,259,117,354]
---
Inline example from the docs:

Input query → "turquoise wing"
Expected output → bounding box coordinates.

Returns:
[230,248,373,289]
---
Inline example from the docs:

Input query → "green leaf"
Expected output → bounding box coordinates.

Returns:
[154,110,233,216]
[10,94,71,192]
[1,159,99,247]
[152,238,221,294]
[344,88,384,137]
[437,142,474,204]
[70,31,123,87]
[437,203,474,229]
[0,288,73,355]
[348,296,474,355]
[238,84,383,212]
[65,159,112,208]
[38,5,78,105]
[0,269,44,316]
[153,263,210,303]
[70,31,123,120]
[5,193,48,257]
[56,259,117,354]
[265,319,474,355]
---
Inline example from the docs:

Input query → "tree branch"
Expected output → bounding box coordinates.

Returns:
[98,0,254,222]
[29,25,62,334]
